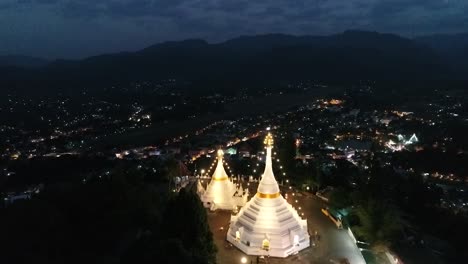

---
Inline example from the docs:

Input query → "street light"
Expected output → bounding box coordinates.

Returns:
[241,257,247,264]
[201,169,205,177]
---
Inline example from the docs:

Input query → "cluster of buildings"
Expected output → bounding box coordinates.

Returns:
[2,86,466,221]
[0,95,143,160]
[2,183,44,206]
[385,133,419,152]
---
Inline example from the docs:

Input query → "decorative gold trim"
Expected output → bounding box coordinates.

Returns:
[264,133,274,147]
[213,177,228,181]
[256,192,280,199]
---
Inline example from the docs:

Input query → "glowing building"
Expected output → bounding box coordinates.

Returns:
[227,133,310,257]
[386,133,419,152]
[199,149,247,210]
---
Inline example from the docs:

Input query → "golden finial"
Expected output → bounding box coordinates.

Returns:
[217,149,224,157]
[264,132,274,147]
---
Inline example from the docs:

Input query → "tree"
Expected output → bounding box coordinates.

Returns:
[329,187,353,209]
[157,157,182,190]
[0,199,71,263]
[353,199,402,250]
[162,187,217,263]
[326,160,358,188]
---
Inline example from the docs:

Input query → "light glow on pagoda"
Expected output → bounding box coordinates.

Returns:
[227,132,310,257]
[199,149,247,210]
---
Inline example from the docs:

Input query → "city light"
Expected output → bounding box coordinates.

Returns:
[4,54,464,264]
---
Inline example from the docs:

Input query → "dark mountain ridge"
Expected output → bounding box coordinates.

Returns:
[415,33,468,78]
[0,55,49,68]
[1,30,465,94]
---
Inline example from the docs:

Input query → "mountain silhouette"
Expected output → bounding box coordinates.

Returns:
[2,30,465,94]
[415,33,468,78]
[0,55,49,68]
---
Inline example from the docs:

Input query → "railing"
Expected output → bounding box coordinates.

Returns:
[321,208,343,229]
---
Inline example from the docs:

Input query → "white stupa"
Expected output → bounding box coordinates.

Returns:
[200,149,240,210]
[227,132,310,257]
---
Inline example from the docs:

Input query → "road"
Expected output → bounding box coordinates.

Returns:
[286,192,366,264]
[207,184,365,264]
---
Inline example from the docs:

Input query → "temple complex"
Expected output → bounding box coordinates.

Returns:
[226,132,310,257]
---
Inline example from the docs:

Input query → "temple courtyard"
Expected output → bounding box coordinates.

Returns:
[207,186,366,264]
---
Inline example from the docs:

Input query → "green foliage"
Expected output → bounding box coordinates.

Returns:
[162,158,181,181]
[353,199,402,249]
[123,186,217,264]
[0,164,216,264]
[162,187,217,263]
[329,187,353,209]
[324,160,359,188]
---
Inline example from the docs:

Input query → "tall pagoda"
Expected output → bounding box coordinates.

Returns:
[199,149,246,210]
[227,132,310,257]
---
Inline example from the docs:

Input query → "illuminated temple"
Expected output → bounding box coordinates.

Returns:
[227,132,310,257]
[199,149,247,210]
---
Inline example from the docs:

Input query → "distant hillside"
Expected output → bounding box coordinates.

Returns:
[415,33,468,78]
[0,55,49,68]
[1,31,465,94]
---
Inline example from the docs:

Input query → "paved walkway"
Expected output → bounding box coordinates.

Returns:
[207,184,366,264]
[288,193,366,264]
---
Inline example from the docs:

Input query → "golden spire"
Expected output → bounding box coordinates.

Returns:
[264,132,274,147]
[257,131,280,198]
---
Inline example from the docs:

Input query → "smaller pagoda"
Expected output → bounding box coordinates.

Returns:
[199,150,247,210]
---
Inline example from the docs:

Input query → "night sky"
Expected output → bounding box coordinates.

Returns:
[1,0,466,59]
